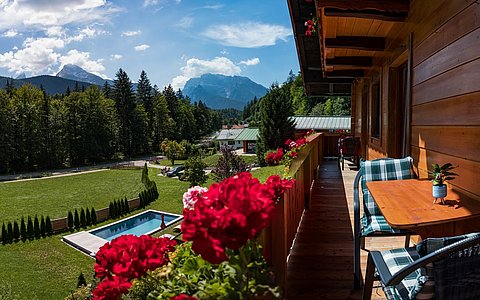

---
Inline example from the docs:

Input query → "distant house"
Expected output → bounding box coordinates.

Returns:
[235,128,259,153]
[215,129,244,149]
[291,116,351,137]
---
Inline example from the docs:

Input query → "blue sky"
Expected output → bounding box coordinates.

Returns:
[0,0,300,90]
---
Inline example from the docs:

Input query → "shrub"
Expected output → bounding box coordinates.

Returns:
[20,217,26,240]
[45,216,53,234]
[27,216,33,238]
[7,222,13,243]
[74,209,80,228]
[33,216,40,237]
[86,208,92,225]
[184,155,208,186]
[109,202,114,218]
[13,221,20,241]
[1,223,6,244]
[40,216,46,236]
[67,211,74,229]
[77,272,87,288]
[212,146,248,182]
[124,198,129,214]
[90,208,97,225]
[139,192,145,208]
[80,208,86,227]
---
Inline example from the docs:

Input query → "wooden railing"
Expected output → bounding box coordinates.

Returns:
[261,133,324,292]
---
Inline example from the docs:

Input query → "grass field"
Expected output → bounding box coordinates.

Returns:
[201,153,258,168]
[0,165,279,299]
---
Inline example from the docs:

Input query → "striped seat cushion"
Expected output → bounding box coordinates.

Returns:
[379,247,421,300]
[360,157,414,236]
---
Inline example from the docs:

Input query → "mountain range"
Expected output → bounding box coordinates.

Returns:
[0,65,267,110]
[182,74,267,110]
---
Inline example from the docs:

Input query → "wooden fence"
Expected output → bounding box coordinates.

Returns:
[261,133,324,292]
[51,197,140,232]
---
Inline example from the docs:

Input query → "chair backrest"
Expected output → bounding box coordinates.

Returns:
[340,137,360,156]
[360,156,414,218]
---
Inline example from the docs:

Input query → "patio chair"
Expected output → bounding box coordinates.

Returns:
[363,232,480,300]
[338,136,360,170]
[354,156,415,289]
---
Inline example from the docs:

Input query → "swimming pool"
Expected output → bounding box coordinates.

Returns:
[63,209,183,256]
[90,210,183,241]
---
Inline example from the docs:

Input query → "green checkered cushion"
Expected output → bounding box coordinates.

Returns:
[360,157,414,236]
[379,247,421,300]
[410,233,480,299]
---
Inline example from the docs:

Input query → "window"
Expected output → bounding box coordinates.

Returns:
[371,79,381,139]
[228,141,235,145]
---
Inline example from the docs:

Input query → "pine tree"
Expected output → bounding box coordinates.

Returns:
[113,200,118,218]
[124,198,129,214]
[13,221,20,241]
[256,84,295,165]
[136,71,154,150]
[112,68,136,156]
[86,207,92,225]
[27,216,34,238]
[40,216,46,236]
[139,192,144,208]
[20,216,27,240]
[80,208,86,227]
[102,81,112,99]
[74,209,80,228]
[90,208,97,224]
[45,216,53,234]
[77,272,87,288]
[33,215,40,238]
[67,211,74,229]
[1,223,6,244]
[7,222,13,242]
[109,202,114,218]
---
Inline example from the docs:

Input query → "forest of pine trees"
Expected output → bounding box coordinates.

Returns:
[0,69,222,173]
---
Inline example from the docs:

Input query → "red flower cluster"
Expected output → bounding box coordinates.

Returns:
[304,18,317,36]
[93,235,177,300]
[265,148,283,166]
[171,295,198,300]
[305,129,316,137]
[181,173,294,264]
[285,137,307,151]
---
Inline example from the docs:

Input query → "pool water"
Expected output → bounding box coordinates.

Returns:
[90,210,183,241]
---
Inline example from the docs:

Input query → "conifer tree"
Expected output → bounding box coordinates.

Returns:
[139,192,144,208]
[74,209,80,228]
[90,208,97,224]
[40,216,46,236]
[7,222,13,242]
[77,272,87,288]
[20,216,27,240]
[45,216,53,234]
[13,221,20,241]
[80,208,86,227]
[109,202,114,218]
[33,215,40,237]
[124,198,129,214]
[27,216,34,238]
[102,81,112,99]
[1,223,6,244]
[86,208,92,225]
[67,211,74,229]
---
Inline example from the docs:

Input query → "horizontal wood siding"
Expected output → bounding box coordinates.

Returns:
[411,0,480,199]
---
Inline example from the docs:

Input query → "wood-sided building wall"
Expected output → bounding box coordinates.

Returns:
[352,0,480,200]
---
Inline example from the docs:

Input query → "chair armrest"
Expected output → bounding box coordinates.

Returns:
[374,234,480,287]
[353,170,362,238]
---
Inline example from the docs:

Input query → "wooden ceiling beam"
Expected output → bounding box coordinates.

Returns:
[316,0,409,13]
[303,69,355,83]
[325,36,385,51]
[326,56,373,67]
[326,69,365,78]
[324,8,407,22]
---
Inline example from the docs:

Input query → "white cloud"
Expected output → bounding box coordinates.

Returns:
[239,57,260,66]
[178,16,193,29]
[203,22,292,48]
[121,30,141,37]
[110,54,122,60]
[171,56,242,90]
[202,4,223,10]
[46,26,64,37]
[143,0,159,7]
[0,0,120,31]
[2,29,18,37]
[59,49,107,77]
[67,27,104,42]
[134,44,150,51]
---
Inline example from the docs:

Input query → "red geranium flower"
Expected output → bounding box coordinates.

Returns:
[171,295,198,300]
[93,276,132,300]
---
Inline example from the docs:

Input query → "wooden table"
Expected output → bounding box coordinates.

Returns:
[367,179,480,238]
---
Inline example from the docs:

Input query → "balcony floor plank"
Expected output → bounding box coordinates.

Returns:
[286,160,407,299]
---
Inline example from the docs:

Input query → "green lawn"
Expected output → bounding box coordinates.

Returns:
[202,153,258,168]
[0,169,146,224]
[158,159,186,166]
[0,165,278,299]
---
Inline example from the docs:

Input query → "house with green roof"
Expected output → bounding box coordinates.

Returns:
[234,128,259,154]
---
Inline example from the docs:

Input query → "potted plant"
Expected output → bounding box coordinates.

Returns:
[430,163,457,204]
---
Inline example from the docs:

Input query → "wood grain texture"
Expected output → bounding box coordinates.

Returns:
[412,92,480,126]
[367,179,480,231]
[414,26,480,85]
[411,146,480,199]
[412,58,480,106]
[411,126,480,161]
